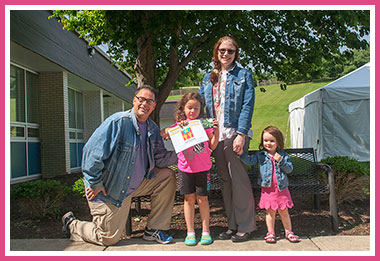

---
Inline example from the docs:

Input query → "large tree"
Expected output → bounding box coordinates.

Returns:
[51,10,370,124]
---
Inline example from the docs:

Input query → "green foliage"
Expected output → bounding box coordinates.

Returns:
[72,178,86,198]
[321,156,370,177]
[201,118,215,129]
[322,47,370,79]
[11,180,69,199]
[320,156,370,203]
[50,10,369,120]
[11,180,71,219]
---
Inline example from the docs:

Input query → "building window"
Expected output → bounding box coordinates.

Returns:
[10,64,40,179]
[68,88,84,169]
[103,94,132,119]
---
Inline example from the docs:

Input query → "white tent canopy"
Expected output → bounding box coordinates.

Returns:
[289,63,370,162]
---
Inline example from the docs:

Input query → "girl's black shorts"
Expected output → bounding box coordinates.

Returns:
[178,170,210,196]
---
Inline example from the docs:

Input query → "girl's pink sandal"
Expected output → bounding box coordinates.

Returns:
[285,231,300,243]
[264,232,277,243]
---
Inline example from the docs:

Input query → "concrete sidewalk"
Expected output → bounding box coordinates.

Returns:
[9,235,371,252]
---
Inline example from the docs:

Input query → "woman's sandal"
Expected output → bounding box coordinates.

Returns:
[285,231,300,243]
[264,232,277,244]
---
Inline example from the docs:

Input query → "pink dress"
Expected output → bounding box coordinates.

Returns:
[258,155,294,210]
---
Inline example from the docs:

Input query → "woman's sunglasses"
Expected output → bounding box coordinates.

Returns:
[218,48,236,55]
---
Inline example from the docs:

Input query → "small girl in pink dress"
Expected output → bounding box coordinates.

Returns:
[235,126,300,243]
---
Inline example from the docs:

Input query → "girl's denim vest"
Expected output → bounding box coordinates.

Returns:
[240,150,293,191]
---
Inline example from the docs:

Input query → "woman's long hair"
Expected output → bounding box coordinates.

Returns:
[210,36,240,85]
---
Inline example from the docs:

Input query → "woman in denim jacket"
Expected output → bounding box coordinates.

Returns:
[236,126,300,243]
[199,36,256,242]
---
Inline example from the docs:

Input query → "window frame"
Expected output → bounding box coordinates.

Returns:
[10,63,41,180]
[67,87,85,170]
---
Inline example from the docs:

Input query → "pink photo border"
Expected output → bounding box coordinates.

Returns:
[1,0,377,258]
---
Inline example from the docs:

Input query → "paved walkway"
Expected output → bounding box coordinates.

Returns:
[10,235,371,253]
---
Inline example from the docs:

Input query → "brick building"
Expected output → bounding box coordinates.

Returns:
[10,10,136,183]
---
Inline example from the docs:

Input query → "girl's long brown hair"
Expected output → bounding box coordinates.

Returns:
[175,92,205,122]
[210,36,240,85]
[259,126,285,152]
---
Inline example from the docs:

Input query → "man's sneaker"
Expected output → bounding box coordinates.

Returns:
[200,234,213,245]
[62,211,76,237]
[143,228,173,244]
[184,235,197,246]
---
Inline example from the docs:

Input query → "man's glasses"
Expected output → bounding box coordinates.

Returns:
[218,48,236,55]
[135,96,155,105]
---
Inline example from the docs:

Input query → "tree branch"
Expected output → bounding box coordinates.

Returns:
[179,35,208,72]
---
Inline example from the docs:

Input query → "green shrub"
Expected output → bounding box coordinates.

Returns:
[320,156,370,204]
[72,178,86,198]
[11,180,71,219]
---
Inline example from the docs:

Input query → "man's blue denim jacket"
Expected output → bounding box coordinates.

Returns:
[199,63,255,136]
[81,109,177,207]
[239,150,293,192]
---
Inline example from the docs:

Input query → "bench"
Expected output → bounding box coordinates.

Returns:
[126,148,338,236]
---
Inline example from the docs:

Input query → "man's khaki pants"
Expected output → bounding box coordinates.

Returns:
[69,168,176,246]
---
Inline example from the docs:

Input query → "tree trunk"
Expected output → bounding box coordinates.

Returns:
[134,32,174,127]
[133,19,207,127]
[150,106,161,126]
[150,71,179,127]
[134,33,161,124]
[134,33,156,88]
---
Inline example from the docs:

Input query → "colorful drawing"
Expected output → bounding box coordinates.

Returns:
[181,128,194,141]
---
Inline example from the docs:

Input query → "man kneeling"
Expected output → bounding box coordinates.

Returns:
[62,86,177,246]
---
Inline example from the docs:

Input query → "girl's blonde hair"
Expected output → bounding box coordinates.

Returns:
[210,36,240,85]
[259,126,285,152]
[175,92,204,122]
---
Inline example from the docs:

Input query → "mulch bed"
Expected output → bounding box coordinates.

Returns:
[10,172,370,239]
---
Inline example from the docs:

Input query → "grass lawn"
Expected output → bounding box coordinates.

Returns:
[166,80,331,149]
[250,81,330,149]
[166,95,182,101]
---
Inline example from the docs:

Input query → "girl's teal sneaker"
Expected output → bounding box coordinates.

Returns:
[200,234,213,245]
[185,235,197,246]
